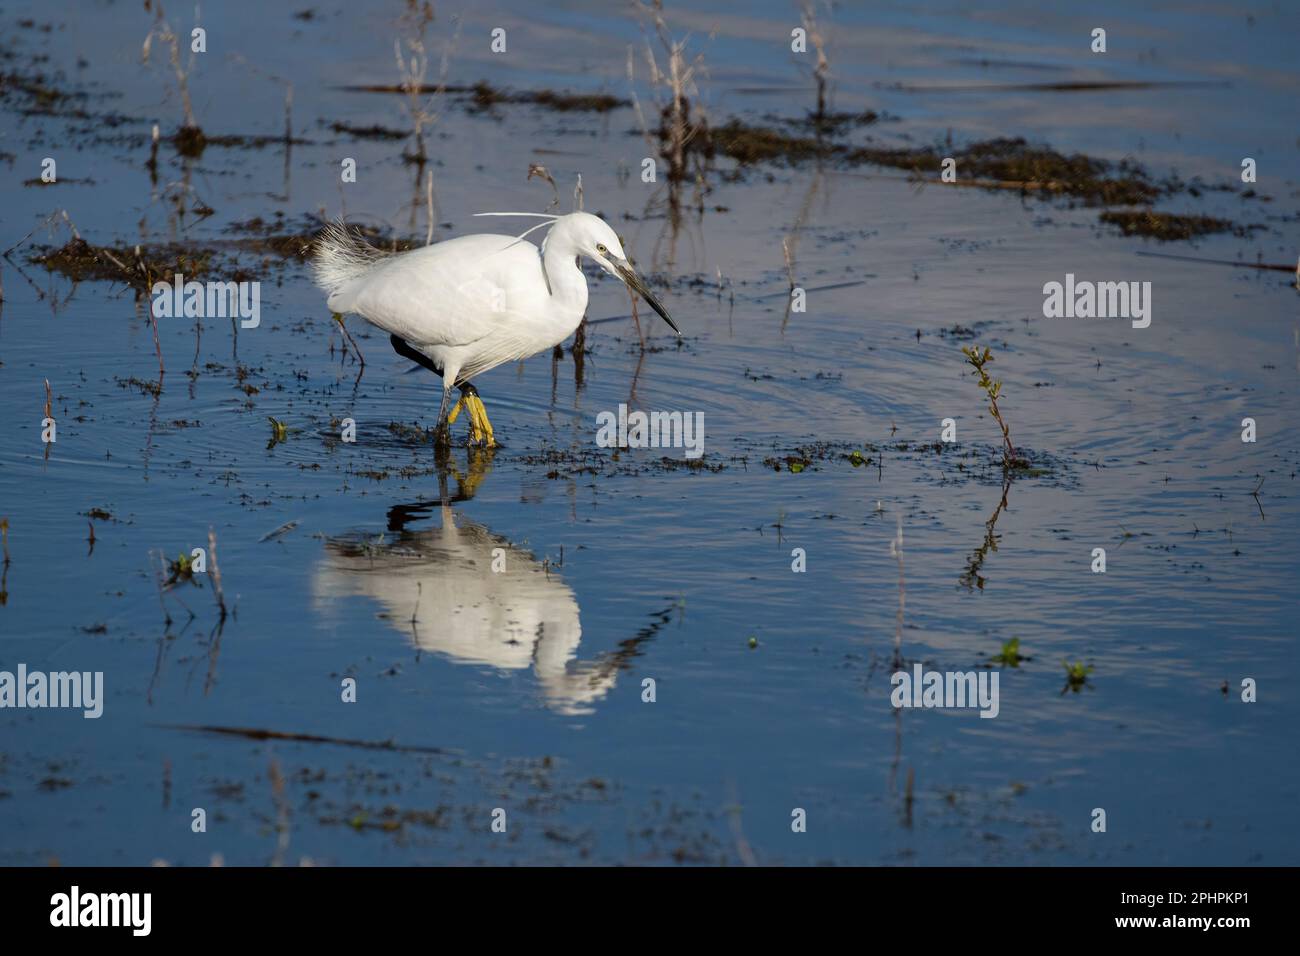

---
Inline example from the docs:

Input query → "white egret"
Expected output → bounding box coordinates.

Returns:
[312,210,680,447]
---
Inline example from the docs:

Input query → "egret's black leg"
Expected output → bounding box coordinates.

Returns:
[390,334,442,376]
[434,387,452,447]
[391,335,452,447]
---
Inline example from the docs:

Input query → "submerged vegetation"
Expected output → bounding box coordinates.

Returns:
[33,236,215,293]
[680,116,1254,238]
[916,137,1159,206]
[465,82,628,114]
[703,120,833,166]
[1098,210,1256,241]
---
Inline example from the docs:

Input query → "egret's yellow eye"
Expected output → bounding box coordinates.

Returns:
[596,243,608,255]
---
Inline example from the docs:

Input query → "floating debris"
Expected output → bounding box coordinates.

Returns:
[259,520,300,543]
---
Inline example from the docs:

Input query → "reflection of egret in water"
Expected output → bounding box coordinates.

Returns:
[313,493,659,715]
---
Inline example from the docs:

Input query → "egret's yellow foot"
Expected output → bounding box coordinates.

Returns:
[446,388,496,447]
[466,395,496,447]
[447,395,467,427]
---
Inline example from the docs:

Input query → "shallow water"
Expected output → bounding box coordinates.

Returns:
[0,1,1297,865]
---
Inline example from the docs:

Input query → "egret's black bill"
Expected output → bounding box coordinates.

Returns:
[613,260,681,336]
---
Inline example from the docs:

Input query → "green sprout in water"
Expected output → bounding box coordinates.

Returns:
[166,552,197,587]
[267,417,293,448]
[1062,659,1094,694]
[961,344,1023,469]
[989,637,1027,668]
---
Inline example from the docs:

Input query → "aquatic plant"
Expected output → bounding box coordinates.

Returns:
[267,416,289,447]
[166,551,195,585]
[961,344,1017,468]
[1062,660,1094,694]
[989,637,1026,667]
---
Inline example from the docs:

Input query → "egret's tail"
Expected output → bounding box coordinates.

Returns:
[312,220,388,313]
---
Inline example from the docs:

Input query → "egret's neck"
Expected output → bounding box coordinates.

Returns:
[542,231,589,328]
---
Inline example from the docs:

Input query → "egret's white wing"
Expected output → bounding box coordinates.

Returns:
[342,235,550,348]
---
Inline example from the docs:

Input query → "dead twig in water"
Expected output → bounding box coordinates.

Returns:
[43,379,53,461]
[153,549,174,629]
[393,1,458,165]
[146,280,165,379]
[259,520,299,543]
[628,286,645,349]
[527,164,560,210]
[207,527,227,619]
[1134,250,1299,274]
[268,755,290,867]
[634,0,709,186]
[0,519,8,606]
[2,209,72,259]
[890,516,905,668]
[799,1,831,122]
[142,2,204,152]
[724,781,758,867]
[409,580,422,639]
[58,209,82,242]
[159,724,450,755]
[903,766,915,828]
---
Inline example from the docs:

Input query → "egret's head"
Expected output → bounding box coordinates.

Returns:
[568,212,680,336]
[474,209,681,336]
